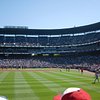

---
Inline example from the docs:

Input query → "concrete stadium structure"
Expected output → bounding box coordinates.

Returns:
[0,22,100,69]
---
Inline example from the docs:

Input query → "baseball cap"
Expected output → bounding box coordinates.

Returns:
[0,96,8,100]
[53,87,91,100]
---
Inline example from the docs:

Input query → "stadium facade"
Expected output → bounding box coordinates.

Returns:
[0,22,100,68]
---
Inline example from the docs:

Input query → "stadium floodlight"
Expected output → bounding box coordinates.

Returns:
[32,53,35,56]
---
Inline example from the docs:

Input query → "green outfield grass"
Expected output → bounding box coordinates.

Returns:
[0,68,100,100]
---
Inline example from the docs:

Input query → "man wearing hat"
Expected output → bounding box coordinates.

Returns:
[53,87,91,100]
[93,71,99,84]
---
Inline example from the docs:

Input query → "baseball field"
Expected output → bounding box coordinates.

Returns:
[0,68,99,100]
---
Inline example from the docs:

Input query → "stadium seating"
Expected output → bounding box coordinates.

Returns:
[0,22,100,70]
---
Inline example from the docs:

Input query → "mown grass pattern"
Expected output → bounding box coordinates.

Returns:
[0,69,100,100]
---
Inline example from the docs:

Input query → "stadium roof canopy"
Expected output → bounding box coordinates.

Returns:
[0,22,100,35]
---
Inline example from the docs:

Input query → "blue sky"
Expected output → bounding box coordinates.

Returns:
[0,0,100,29]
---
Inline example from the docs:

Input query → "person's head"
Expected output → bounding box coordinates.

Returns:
[53,87,91,100]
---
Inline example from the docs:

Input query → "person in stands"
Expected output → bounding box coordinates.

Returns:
[53,87,91,100]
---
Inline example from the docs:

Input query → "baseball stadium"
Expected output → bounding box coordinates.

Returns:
[0,22,100,100]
